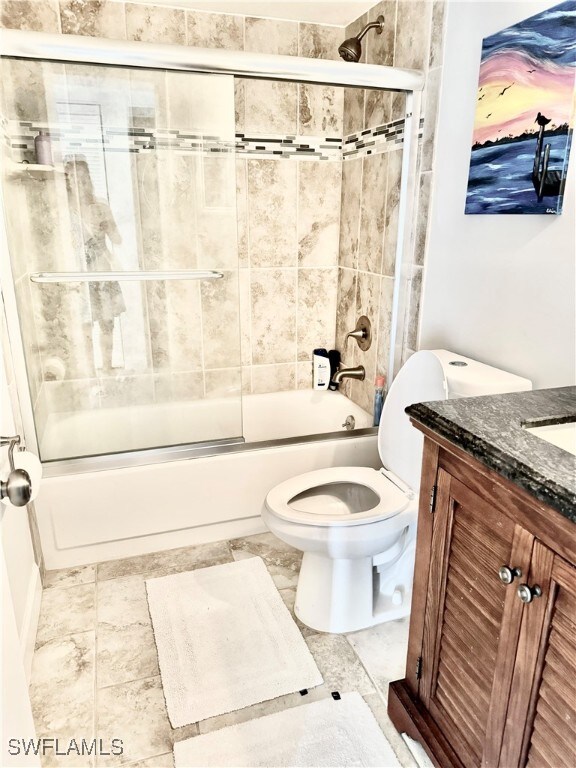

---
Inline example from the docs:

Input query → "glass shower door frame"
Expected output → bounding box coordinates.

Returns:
[0,28,423,474]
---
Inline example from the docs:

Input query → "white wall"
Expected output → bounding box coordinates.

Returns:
[419,1,576,389]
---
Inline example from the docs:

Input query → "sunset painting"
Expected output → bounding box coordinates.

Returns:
[465,1,576,214]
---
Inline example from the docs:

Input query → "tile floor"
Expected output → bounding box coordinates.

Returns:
[31,533,416,767]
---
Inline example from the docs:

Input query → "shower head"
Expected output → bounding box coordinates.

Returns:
[338,15,385,63]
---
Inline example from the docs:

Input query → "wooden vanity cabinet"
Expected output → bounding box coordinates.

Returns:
[388,427,576,768]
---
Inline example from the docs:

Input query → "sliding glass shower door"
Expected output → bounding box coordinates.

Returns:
[1,57,243,461]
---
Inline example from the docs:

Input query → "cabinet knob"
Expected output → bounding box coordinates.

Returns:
[517,583,542,604]
[498,565,522,585]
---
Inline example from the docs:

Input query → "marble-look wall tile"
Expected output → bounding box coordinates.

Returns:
[153,371,204,403]
[146,281,203,372]
[244,79,298,135]
[243,17,298,135]
[125,2,185,44]
[356,270,380,336]
[201,270,241,369]
[166,71,235,136]
[186,10,244,50]
[413,171,431,266]
[250,268,296,364]
[429,0,446,68]
[364,89,391,131]
[298,161,341,267]
[297,267,338,361]
[247,159,297,267]
[235,79,245,133]
[422,66,441,172]
[343,87,365,135]
[32,282,96,381]
[377,275,395,381]
[238,268,251,366]
[235,159,248,267]
[394,0,432,71]
[405,265,423,350]
[299,83,343,136]
[338,159,362,270]
[382,149,402,277]
[245,17,297,56]
[1,0,60,31]
[204,367,242,399]
[135,153,198,271]
[1,57,54,124]
[365,0,396,66]
[196,156,238,272]
[44,377,100,413]
[358,152,388,274]
[98,374,155,408]
[363,1,397,129]
[251,363,295,394]
[296,361,313,390]
[59,0,126,39]
[298,22,341,61]
[335,267,357,353]
[297,22,344,137]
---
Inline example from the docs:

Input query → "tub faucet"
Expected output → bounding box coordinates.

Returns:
[331,365,366,385]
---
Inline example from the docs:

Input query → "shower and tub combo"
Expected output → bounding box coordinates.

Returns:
[1,24,424,570]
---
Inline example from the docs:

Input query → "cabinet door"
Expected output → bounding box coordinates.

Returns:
[500,543,576,768]
[419,469,534,768]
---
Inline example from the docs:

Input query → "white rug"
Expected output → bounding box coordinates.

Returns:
[173,692,401,767]
[146,556,323,727]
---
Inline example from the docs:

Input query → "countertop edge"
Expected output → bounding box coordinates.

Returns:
[407,402,576,519]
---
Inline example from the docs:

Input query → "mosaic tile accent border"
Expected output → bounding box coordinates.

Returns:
[236,133,341,161]
[342,117,425,160]
[4,118,420,164]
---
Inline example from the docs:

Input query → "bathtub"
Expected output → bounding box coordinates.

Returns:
[39,389,372,460]
[35,390,379,569]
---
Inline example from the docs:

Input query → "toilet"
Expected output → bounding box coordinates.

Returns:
[263,349,532,634]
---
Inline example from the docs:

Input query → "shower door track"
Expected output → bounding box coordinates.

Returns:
[0,29,423,473]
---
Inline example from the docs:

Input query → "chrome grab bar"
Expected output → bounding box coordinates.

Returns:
[29,270,224,283]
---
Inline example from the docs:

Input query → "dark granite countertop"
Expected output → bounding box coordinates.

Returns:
[406,386,576,523]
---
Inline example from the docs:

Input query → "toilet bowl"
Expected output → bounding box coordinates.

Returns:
[264,349,532,634]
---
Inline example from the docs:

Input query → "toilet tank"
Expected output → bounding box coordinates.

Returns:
[430,349,532,398]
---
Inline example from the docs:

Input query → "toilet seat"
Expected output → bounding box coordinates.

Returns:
[265,467,410,527]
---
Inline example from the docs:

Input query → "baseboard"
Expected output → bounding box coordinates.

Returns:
[19,562,42,683]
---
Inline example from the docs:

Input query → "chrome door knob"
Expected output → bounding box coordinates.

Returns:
[517,584,542,603]
[498,565,522,585]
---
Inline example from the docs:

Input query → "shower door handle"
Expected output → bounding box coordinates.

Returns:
[29,270,224,283]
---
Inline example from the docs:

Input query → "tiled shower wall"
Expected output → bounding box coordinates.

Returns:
[1,0,445,426]
[336,0,445,411]
[1,1,346,428]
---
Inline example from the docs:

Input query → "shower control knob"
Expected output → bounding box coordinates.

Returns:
[498,565,522,585]
[517,584,542,604]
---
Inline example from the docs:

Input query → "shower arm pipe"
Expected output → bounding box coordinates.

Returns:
[0,29,424,93]
[355,20,384,44]
[29,270,224,283]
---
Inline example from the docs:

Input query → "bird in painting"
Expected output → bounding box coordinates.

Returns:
[527,69,536,73]
[486,113,492,118]
[535,112,551,127]
[498,82,514,96]
[478,94,485,101]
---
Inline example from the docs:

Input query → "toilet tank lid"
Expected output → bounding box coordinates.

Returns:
[378,351,448,492]
[429,349,532,396]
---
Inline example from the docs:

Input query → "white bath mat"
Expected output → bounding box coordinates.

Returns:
[146,556,322,727]
[174,692,401,767]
